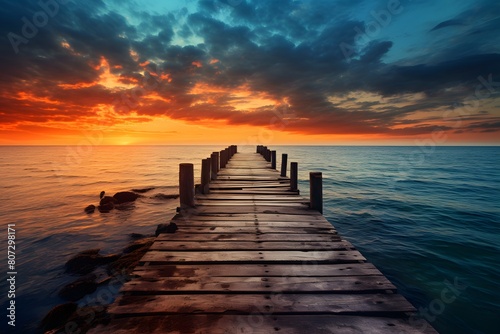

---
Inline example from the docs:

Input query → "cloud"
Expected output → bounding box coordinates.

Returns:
[0,0,499,141]
[430,19,466,32]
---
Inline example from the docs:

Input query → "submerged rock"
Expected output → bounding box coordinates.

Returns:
[132,187,155,193]
[154,193,179,200]
[99,196,117,206]
[155,222,178,236]
[59,274,99,301]
[84,205,96,214]
[65,249,120,275]
[108,239,154,275]
[97,202,114,213]
[113,191,140,204]
[122,237,155,254]
[129,233,146,240]
[40,302,78,332]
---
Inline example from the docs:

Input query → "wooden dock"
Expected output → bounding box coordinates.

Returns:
[90,146,437,333]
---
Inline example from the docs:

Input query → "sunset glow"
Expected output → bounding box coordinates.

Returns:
[1,0,499,145]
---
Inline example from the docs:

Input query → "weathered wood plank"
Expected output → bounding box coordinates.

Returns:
[177,221,332,228]
[108,293,415,315]
[155,233,342,242]
[192,206,319,215]
[89,314,438,334]
[149,241,353,251]
[141,250,365,263]
[196,195,306,201]
[195,201,308,207]
[174,214,328,222]
[174,226,336,234]
[121,275,396,293]
[132,263,383,278]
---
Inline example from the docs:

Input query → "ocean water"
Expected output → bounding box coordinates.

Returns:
[0,145,499,333]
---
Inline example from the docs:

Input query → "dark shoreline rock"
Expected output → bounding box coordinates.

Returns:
[154,193,179,200]
[65,249,120,275]
[40,302,78,332]
[84,205,96,214]
[113,191,140,204]
[155,222,178,236]
[132,187,155,193]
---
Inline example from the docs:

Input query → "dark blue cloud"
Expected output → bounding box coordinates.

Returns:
[0,0,499,136]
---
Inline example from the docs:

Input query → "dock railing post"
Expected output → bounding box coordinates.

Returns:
[309,172,323,214]
[290,162,298,191]
[211,152,219,180]
[271,150,277,169]
[280,153,288,177]
[220,149,226,169]
[201,158,211,195]
[179,163,195,207]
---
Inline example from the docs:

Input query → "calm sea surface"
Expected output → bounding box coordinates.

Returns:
[0,145,499,333]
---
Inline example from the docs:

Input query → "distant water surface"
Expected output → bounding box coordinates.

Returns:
[0,145,499,334]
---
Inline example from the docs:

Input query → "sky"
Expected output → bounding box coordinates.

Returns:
[0,0,499,145]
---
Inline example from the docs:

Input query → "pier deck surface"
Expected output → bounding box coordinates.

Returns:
[90,152,436,333]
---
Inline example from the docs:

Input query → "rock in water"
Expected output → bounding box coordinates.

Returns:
[122,237,156,254]
[98,202,114,213]
[84,205,96,214]
[40,302,78,332]
[65,249,120,275]
[155,222,178,236]
[113,191,139,204]
[132,187,155,193]
[58,274,98,301]
[99,196,117,206]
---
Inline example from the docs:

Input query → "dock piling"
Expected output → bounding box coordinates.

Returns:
[309,172,323,213]
[291,162,298,191]
[211,152,219,180]
[201,158,211,195]
[280,153,288,177]
[179,163,195,207]
[271,150,277,169]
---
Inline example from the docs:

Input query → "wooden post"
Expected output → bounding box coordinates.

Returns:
[290,162,298,191]
[309,172,323,214]
[201,158,211,195]
[280,153,288,177]
[271,150,277,169]
[179,163,195,207]
[220,149,226,169]
[211,152,219,180]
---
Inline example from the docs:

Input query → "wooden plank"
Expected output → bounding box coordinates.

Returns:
[196,195,306,201]
[173,226,337,234]
[89,314,438,334]
[177,221,331,228]
[141,250,365,263]
[108,293,416,315]
[121,275,396,293]
[174,214,328,222]
[192,206,319,215]
[195,201,308,207]
[132,263,383,278]
[149,241,353,251]
[155,233,342,242]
